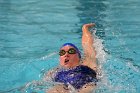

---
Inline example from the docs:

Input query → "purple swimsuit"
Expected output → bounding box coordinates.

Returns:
[54,65,98,89]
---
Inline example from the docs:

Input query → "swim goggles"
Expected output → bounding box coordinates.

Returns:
[59,48,77,56]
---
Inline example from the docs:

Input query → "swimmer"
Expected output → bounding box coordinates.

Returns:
[45,23,97,93]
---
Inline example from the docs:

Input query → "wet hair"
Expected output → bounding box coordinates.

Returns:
[61,43,81,58]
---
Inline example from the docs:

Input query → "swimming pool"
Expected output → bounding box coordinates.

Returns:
[0,0,140,93]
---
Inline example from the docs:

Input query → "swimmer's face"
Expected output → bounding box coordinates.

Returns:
[59,45,80,68]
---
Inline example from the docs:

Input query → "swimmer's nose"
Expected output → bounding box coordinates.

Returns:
[64,52,69,57]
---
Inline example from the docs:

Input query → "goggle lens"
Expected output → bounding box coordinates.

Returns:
[59,48,77,56]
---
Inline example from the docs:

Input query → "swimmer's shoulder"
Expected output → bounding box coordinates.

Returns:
[47,66,61,75]
[43,67,61,81]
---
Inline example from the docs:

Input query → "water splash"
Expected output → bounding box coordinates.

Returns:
[91,29,109,93]
[41,52,57,60]
[92,29,107,79]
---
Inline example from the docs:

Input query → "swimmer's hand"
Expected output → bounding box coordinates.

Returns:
[82,23,95,31]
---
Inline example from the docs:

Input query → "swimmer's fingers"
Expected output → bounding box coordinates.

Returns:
[82,23,95,30]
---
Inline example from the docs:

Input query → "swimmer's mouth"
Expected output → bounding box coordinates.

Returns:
[64,59,69,63]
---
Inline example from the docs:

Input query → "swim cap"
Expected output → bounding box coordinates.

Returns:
[60,43,81,58]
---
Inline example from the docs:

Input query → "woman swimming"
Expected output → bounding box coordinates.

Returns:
[45,23,97,93]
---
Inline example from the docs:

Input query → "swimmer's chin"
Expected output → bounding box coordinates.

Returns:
[62,63,73,68]
[63,64,71,68]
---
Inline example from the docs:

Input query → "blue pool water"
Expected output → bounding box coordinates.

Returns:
[0,0,140,93]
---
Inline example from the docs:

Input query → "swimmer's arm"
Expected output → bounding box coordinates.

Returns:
[81,23,97,71]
